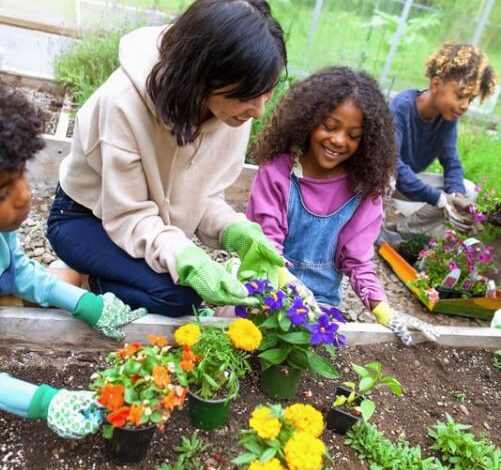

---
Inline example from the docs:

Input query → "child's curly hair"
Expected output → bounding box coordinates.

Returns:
[251,66,396,196]
[425,42,496,101]
[0,85,45,172]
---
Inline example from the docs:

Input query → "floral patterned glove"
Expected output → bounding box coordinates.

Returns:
[73,292,148,340]
[372,301,439,346]
[28,384,102,439]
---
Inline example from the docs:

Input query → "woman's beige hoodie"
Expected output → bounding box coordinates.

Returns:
[59,26,250,281]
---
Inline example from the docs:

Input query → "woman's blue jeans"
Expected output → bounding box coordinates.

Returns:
[47,185,202,316]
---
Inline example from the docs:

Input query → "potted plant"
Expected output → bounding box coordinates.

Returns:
[89,334,188,464]
[173,318,262,430]
[327,361,402,434]
[232,402,332,469]
[397,233,430,266]
[408,230,498,303]
[235,279,345,400]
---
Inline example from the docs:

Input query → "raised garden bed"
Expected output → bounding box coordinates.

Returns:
[0,342,499,469]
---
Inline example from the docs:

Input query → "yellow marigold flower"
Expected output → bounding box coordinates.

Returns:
[284,431,325,470]
[284,403,324,437]
[248,458,286,470]
[174,324,201,347]
[228,318,262,352]
[249,406,281,440]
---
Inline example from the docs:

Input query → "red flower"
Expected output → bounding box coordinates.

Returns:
[98,384,124,411]
[118,343,141,359]
[107,406,130,427]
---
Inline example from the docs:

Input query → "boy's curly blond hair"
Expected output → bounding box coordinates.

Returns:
[425,42,496,102]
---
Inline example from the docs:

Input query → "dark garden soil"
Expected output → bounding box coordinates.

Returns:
[1,343,499,470]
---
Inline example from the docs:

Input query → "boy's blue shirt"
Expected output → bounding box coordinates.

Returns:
[391,89,466,205]
[0,230,84,311]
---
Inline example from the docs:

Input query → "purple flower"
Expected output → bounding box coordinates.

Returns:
[320,305,346,323]
[474,184,482,192]
[478,253,491,264]
[307,314,339,345]
[263,290,286,312]
[474,212,486,222]
[245,279,271,295]
[286,297,309,326]
[448,260,458,270]
[332,334,346,348]
[235,305,249,318]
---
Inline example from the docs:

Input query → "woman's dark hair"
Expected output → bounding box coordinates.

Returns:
[147,0,287,145]
[251,66,396,196]
[0,85,45,172]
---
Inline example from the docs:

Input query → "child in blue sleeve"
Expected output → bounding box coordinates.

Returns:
[0,85,147,438]
[387,42,496,238]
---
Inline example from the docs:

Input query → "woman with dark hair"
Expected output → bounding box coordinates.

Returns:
[47,0,287,317]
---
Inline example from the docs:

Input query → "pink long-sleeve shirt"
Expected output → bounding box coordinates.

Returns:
[246,154,386,308]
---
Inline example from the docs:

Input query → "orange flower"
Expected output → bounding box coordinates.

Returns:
[107,406,130,427]
[163,388,187,411]
[127,404,144,426]
[152,366,171,389]
[118,342,141,359]
[182,345,200,363]
[148,334,168,347]
[180,360,195,372]
[98,384,125,411]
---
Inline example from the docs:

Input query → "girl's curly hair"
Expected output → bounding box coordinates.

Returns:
[251,66,396,196]
[425,42,496,102]
[0,85,45,172]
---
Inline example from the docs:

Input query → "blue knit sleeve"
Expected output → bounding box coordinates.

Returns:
[438,123,465,194]
[0,372,37,418]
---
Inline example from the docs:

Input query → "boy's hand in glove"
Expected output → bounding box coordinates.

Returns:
[176,246,258,306]
[28,385,102,439]
[73,292,148,340]
[372,301,439,346]
[222,221,284,288]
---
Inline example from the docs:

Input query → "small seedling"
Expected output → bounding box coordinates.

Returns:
[158,431,208,470]
[494,350,501,370]
[449,390,466,403]
[333,361,402,422]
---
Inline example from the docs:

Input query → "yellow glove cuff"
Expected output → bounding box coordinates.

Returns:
[278,267,295,289]
[372,301,392,325]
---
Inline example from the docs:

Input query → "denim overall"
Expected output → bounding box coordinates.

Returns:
[0,252,15,295]
[283,173,362,306]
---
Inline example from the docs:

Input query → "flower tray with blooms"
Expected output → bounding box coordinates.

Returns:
[173,318,262,401]
[408,230,498,303]
[89,334,188,438]
[475,179,501,227]
[235,279,344,379]
[232,403,332,470]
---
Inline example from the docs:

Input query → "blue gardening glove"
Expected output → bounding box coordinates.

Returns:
[372,301,439,346]
[222,221,284,288]
[28,384,102,439]
[73,292,148,341]
[176,245,258,306]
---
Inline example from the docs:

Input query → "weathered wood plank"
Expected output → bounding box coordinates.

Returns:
[0,13,81,38]
[1,307,500,350]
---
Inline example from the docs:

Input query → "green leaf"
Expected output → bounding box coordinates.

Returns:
[231,453,258,465]
[260,316,279,329]
[243,440,263,454]
[364,361,382,375]
[287,348,310,370]
[278,312,291,331]
[258,347,290,365]
[259,334,278,350]
[150,409,164,423]
[306,351,340,379]
[351,363,370,378]
[382,376,402,396]
[278,331,311,345]
[358,377,376,393]
[360,399,376,422]
[102,424,114,439]
[124,360,141,375]
[124,387,138,404]
[260,447,277,462]
[333,395,348,407]
[202,373,220,389]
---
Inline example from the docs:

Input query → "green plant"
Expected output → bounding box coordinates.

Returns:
[345,422,446,469]
[333,361,402,422]
[173,319,261,400]
[494,350,501,369]
[158,431,208,470]
[449,390,466,403]
[55,28,130,108]
[236,279,343,379]
[398,233,431,262]
[232,402,332,469]
[428,413,501,469]
[89,334,188,438]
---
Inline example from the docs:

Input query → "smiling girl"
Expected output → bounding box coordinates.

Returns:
[247,66,437,345]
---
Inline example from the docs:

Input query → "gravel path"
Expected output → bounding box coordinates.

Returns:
[18,184,487,328]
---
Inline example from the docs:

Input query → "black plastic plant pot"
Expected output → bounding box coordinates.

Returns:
[326,384,361,434]
[107,424,156,464]
[396,247,418,266]
[436,286,463,300]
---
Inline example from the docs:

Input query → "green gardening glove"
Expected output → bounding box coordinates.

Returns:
[176,246,258,306]
[222,221,284,288]
[73,292,148,340]
[28,385,102,439]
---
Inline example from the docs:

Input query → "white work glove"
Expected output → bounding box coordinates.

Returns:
[372,301,439,346]
[436,192,474,232]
